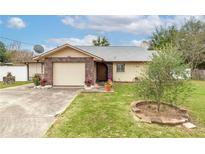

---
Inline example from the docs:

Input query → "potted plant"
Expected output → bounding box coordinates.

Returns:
[104,80,113,92]
[32,74,41,87]
[40,78,47,86]
[84,79,92,89]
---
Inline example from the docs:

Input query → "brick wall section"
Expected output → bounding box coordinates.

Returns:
[85,59,95,84]
[93,62,97,83]
[44,57,95,85]
[44,59,53,85]
[106,62,113,80]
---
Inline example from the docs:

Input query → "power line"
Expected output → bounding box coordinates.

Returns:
[0,36,36,46]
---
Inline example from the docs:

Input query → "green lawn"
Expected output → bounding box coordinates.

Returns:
[0,81,31,89]
[46,80,205,138]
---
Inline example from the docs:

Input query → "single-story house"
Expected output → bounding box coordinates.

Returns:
[32,43,154,86]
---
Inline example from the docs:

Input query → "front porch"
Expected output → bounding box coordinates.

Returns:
[95,62,113,83]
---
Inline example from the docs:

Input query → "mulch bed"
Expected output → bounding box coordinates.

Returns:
[131,100,190,125]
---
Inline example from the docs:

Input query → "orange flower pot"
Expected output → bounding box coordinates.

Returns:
[104,85,112,92]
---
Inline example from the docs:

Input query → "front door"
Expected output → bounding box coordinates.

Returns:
[97,63,107,81]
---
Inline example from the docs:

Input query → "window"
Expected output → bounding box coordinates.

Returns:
[116,64,125,72]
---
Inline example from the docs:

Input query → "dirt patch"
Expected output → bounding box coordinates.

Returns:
[131,100,190,125]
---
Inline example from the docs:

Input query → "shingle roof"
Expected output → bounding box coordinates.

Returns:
[77,46,155,62]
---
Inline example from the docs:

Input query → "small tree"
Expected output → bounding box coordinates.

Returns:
[136,46,191,112]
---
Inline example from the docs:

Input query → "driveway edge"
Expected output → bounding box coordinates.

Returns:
[0,83,33,91]
[41,89,82,137]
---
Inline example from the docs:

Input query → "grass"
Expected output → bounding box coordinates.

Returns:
[0,81,31,89]
[46,80,205,138]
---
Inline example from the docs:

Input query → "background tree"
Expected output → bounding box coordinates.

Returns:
[0,41,10,63]
[8,50,33,64]
[0,41,33,64]
[92,36,110,46]
[150,17,205,70]
[178,18,205,70]
[180,17,205,34]
[136,46,191,112]
[150,25,179,50]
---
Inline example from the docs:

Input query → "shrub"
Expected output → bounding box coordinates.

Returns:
[136,46,192,112]
[84,79,92,87]
[40,78,47,86]
[7,72,12,77]
[32,74,41,86]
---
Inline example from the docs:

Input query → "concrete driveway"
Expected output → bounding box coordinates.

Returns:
[0,84,81,138]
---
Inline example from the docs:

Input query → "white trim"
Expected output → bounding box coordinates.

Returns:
[34,43,103,61]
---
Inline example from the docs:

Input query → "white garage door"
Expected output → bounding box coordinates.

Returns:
[53,63,85,86]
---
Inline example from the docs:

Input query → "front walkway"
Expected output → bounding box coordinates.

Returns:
[0,84,81,137]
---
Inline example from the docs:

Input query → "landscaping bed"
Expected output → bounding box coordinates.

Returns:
[131,101,189,125]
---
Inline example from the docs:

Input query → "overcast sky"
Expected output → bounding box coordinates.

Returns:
[0,15,205,51]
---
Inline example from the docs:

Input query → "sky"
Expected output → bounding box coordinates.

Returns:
[0,15,205,52]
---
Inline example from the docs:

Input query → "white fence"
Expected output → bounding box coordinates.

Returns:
[192,69,205,80]
[0,65,28,81]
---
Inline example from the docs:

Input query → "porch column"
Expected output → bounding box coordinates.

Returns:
[85,58,95,85]
[44,58,53,85]
[106,62,113,80]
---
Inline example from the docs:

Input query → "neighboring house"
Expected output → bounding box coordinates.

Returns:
[33,43,154,86]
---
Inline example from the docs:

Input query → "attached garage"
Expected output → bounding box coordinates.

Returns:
[53,63,85,86]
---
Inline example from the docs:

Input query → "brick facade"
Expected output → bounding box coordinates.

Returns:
[94,62,97,83]
[106,62,113,80]
[44,57,95,85]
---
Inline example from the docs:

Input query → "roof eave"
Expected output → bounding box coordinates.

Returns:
[33,43,103,61]
[103,60,152,62]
